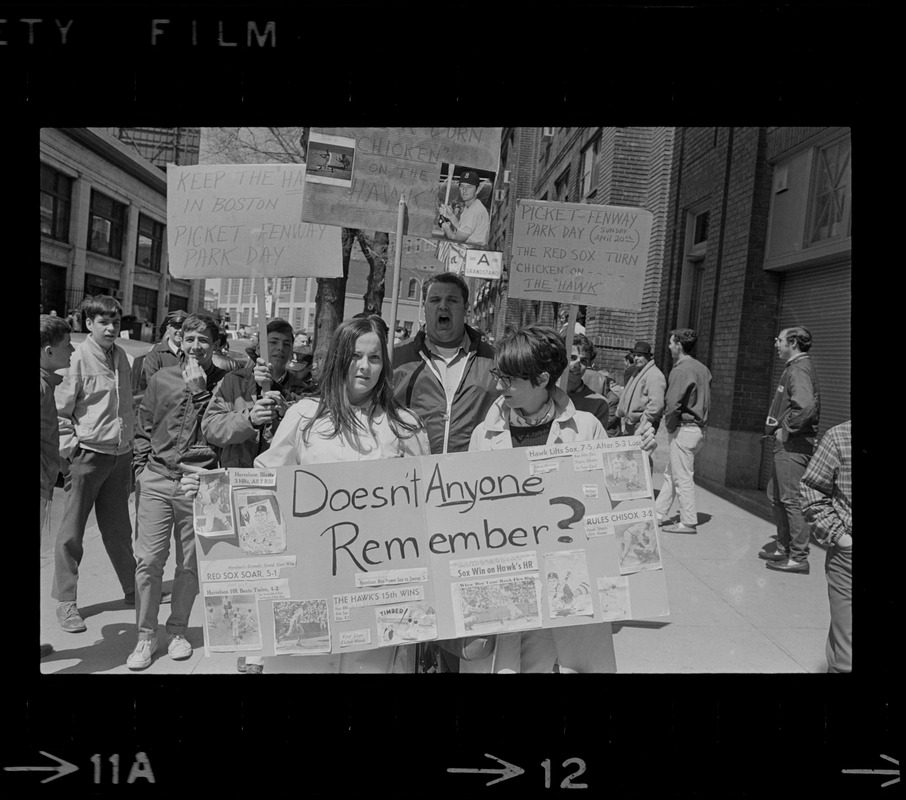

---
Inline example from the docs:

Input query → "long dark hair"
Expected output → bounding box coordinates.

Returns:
[302,316,422,440]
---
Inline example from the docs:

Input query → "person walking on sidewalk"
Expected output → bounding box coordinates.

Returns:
[615,341,666,436]
[800,420,851,672]
[656,329,712,534]
[53,296,138,633]
[41,314,75,657]
[126,313,226,670]
[760,326,821,574]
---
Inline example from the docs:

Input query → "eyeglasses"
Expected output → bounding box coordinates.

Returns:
[489,368,516,388]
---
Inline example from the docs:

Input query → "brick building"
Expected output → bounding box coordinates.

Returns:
[657,126,851,494]
[40,127,204,340]
[473,127,674,379]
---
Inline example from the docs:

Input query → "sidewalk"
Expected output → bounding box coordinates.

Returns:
[40,438,831,674]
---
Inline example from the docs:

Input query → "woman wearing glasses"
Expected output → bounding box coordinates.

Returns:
[465,325,617,674]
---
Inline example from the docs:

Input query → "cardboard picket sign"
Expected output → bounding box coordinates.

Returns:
[509,200,653,309]
[166,163,343,279]
[300,127,502,240]
[194,441,669,659]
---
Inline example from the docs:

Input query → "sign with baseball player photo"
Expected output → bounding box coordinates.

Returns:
[301,127,502,239]
[192,443,669,658]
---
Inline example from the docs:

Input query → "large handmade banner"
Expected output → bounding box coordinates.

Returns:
[301,127,502,245]
[193,439,669,657]
[166,163,343,279]
[508,200,653,309]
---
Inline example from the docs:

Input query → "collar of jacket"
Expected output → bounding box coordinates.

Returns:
[83,333,119,362]
[413,323,482,360]
[40,366,64,386]
[482,386,577,433]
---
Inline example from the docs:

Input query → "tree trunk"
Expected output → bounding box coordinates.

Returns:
[359,231,389,316]
[312,227,354,378]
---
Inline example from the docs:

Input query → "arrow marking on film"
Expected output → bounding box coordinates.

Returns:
[842,754,900,788]
[448,753,524,786]
[4,751,79,784]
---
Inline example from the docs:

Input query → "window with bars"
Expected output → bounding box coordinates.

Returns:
[555,168,571,203]
[136,214,165,272]
[133,285,159,324]
[279,278,292,294]
[40,164,73,242]
[580,139,599,197]
[168,294,189,312]
[88,190,127,259]
[808,136,851,244]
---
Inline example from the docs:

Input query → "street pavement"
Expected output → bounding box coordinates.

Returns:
[39,428,832,675]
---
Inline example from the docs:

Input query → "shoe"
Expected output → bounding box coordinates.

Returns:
[126,637,159,670]
[124,591,170,607]
[237,656,247,673]
[40,643,54,659]
[56,601,87,633]
[765,558,810,574]
[167,634,193,660]
[758,549,789,561]
[246,663,264,675]
[656,515,676,527]
[662,524,697,534]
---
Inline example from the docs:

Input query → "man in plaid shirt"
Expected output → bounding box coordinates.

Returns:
[800,420,852,673]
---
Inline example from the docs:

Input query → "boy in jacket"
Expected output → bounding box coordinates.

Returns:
[53,296,137,633]
[41,314,74,657]
[127,313,226,670]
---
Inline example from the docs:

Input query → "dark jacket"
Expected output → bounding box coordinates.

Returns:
[392,324,499,454]
[664,354,712,433]
[143,339,182,383]
[568,382,611,433]
[765,353,820,442]
[41,367,64,500]
[202,367,317,468]
[134,362,226,480]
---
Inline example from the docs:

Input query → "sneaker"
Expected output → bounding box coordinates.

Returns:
[126,637,159,670]
[167,634,193,660]
[40,643,54,659]
[56,601,87,633]
[246,663,264,675]
[236,656,247,673]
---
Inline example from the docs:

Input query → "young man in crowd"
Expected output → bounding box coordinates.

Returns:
[655,329,712,534]
[761,326,821,574]
[53,295,138,633]
[127,313,226,670]
[41,314,75,657]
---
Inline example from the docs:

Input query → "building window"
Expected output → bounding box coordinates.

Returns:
[678,209,709,330]
[168,294,189,312]
[555,168,571,203]
[41,164,73,242]
[407,279,419,300]
[808,136,851,245]
[293,308,304,331]
[133,285,159,325]
[88,190,127,259]
[280,278,292,294]
[580,139,599,198]
[136,214,165,272]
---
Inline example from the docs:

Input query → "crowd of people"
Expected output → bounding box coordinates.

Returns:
[39,273,850,675]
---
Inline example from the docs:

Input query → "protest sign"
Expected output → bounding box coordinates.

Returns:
[508,200,653,308]
[166,163,343,279]
[193,438,669,658]
[301,128,502,240]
